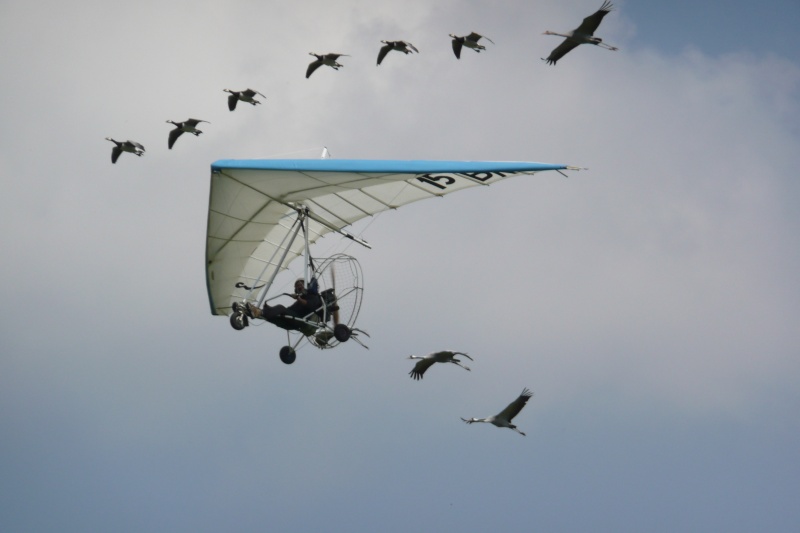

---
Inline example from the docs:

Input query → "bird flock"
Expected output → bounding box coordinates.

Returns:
[105,2,618,164]
[104,3,621,437]
[396,2,617,438]
[406,350,533,436]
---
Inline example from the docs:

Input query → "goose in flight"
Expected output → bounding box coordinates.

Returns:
[105,138,144,164]
[461,388,533,436]
[223,88,265,111]
[166,118,209,149]
[542,0,618,65]
[408,350,473,380]
[377,40,419,65]
[449,32,494,59]
[307,53,349,78]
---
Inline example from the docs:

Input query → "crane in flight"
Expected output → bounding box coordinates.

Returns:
[449,32,493,59]
[542,1,618,65]
[461,388,533,436]
[306,53,349,78]
[377,40,419,65]
[166,118,209,149]
[105,138,144,164]
[223,88,265,111]
[407,350,473,380]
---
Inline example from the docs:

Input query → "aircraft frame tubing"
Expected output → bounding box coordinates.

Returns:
[254,211,306,308]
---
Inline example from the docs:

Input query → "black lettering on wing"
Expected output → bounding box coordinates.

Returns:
[416,174,457,190]
[457,171,514,182]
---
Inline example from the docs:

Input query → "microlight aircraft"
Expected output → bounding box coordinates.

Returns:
[206,158,571,364]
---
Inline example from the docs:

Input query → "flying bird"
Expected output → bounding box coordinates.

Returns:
[449,32,494,59]
[461,388,533,436]
[306,53,349,78]
[105,138,144,164]
[377,40,419,65]
[223,88,265,111]
[166,118,209,149]
[542,0,618,65]
[407,350,473,380]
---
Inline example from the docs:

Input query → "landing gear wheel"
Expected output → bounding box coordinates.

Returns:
[230,312,248,331]
[279,346,296,365]
[334,324,351,342]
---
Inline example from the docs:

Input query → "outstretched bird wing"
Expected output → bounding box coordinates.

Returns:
[544,39,580,65]
[496,388,533,422]
[111,146,121,164]
[451,38,463,59]
[168,128,183,149]
[377,43,392,65]
[409,358,436,380]
[575,0,613,36]
[243,89,264,99]
[306,59,322,78]
[468,32,493,44]
[227,93,238,111]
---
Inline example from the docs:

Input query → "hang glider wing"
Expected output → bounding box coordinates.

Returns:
[206,159,569,316]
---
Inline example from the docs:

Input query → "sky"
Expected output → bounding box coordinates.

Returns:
[1,0,799,531]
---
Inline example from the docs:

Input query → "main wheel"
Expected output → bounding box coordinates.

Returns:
[230,312,247,331]
[279,346,296,365]
[334,324,351,342]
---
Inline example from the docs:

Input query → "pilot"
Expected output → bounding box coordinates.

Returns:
[236,278,320,320]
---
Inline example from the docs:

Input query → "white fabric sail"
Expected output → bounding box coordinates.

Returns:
[206,159,569,316]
